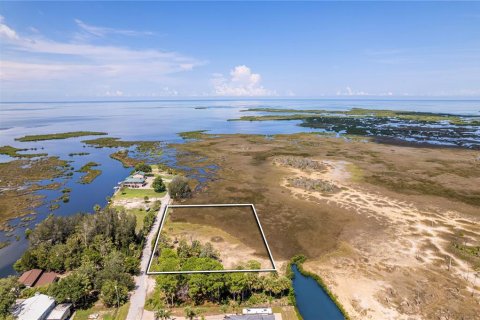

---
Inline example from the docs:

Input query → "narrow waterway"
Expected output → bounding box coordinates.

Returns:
[291,265,345,320]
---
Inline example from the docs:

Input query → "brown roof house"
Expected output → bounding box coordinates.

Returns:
[18,269,58,288]
[18,269,43,287]
[35,272,58,287]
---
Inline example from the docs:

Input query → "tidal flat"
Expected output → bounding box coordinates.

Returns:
[170,132,480,319]
[0,156,69,228]
[232,108,480,149]
[1,100,479,317]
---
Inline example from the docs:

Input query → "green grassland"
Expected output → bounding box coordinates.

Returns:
[73,302,130,320]
[115,188,166,199]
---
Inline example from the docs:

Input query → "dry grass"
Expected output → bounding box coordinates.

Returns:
[169,133,480,319]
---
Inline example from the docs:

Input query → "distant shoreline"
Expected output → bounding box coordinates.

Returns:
[2,97,480,104]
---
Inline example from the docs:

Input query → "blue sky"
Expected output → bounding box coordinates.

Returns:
[1,1,479,101]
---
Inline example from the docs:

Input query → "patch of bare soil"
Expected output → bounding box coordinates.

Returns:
[162,206,274,270]
[171,133,480,319]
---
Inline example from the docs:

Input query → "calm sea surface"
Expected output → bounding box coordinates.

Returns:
[0,99,479,276]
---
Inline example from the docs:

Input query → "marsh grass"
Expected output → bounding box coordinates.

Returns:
[15,131,106,142]
[77,162,102,184]
[0,145,47,158]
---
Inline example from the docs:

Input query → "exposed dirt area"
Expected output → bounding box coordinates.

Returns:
[163,220,273,270]
[170,133,480,320]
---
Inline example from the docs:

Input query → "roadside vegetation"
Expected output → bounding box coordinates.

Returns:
[15,131,107,142]
[147,237,292,311]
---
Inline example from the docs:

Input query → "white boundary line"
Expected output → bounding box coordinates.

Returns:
[146,204,277,274]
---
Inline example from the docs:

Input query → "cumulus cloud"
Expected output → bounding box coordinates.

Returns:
[212,65,276,97]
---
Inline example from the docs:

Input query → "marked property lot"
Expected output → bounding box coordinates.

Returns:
[147,204,276,274]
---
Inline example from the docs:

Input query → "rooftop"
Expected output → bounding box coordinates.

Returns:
[225,315,275,320]
[46,303,72,320]
[35,272,58,287]
[13,293,55,320]
[18,269,43,287]
[124,176,145,183]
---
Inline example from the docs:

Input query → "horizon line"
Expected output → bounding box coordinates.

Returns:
[2,97,480,104]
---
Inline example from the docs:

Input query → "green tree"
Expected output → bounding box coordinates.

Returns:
[49,272,92,307]
[245,261,262,292]
[100,280,129,307]
[0,277,20,318]
[226,271,248,302]
[156,249,180,306]
[154,308,172,320]
[135,163,152,173]
[152,176,166,193]
[167,176,191,199]
[13,250,37,272]
[47,244,67,271]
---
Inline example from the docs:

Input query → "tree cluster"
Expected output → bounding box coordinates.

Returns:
[134,162,152,173]
[150,239,290,308]
[167,176,192,199]
[13,208,141,308]
[0,277,21,319]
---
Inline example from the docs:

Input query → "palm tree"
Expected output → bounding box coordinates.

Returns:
[184,306,197,320]
[154,308,172,320]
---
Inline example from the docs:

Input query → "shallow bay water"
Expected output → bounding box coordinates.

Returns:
[0,98,479,276]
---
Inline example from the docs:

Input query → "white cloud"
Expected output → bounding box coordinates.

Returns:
[212,65,276,97]
[74,19,154,38]
[336,86,393,97]
[0,16,204,98]
[105,90,124,97]
[0,15,19,40]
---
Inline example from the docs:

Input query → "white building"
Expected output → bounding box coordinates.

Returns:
[46,303,72,320]
[13,293,55,320]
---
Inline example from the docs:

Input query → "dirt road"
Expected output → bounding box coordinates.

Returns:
[126,193,170,320]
